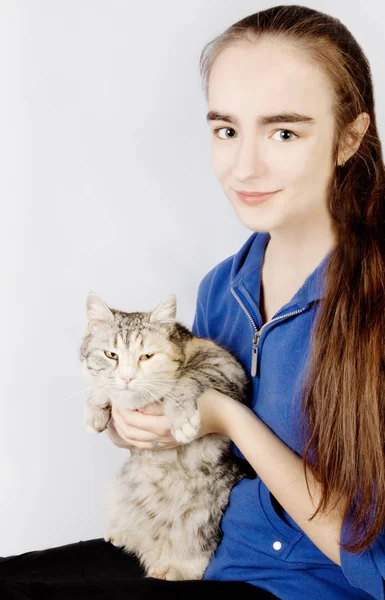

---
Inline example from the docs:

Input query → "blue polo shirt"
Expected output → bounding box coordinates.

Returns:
[191,231,385,600]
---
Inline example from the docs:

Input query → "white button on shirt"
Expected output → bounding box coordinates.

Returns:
[273,541,282,551]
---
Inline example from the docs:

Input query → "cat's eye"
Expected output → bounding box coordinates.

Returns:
[104,351,118,360]
[139,353,154,361]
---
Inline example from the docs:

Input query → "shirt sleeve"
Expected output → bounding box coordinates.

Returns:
[339,511,385,599]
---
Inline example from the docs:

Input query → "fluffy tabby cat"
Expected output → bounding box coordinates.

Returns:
[80,291,254,581]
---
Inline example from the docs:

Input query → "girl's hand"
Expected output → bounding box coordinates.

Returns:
[105,389,232,451]
[105,402,178,451]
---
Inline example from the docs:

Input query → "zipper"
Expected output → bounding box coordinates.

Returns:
[230,287,307,377]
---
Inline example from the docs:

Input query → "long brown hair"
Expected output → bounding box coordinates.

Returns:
[199,5,385,554]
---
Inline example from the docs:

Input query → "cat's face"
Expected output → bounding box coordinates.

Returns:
[80,292,182,409]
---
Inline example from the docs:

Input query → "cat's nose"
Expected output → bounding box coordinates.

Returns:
[120,376,135,384]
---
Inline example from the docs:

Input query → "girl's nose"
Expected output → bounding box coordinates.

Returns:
[233,140,267,180]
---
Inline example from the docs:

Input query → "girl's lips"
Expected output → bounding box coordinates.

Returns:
[235,190,280,206]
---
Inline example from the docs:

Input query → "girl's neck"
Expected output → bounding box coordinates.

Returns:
[263,223,336,287]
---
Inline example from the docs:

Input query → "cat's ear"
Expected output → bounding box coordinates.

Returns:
[149,294,176,327]
[86,291,114,332]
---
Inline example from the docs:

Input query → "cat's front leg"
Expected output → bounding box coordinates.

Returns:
[84,392,111,433]
[163,378,203,444]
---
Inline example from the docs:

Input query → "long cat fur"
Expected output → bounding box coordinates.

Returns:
[80,291,254,581]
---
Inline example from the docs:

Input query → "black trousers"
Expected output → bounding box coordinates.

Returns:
[0,538,280,599]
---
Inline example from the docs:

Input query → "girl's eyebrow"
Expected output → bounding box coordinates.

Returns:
[206,111,316,126]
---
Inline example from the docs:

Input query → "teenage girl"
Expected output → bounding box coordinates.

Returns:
[1,5,384,600]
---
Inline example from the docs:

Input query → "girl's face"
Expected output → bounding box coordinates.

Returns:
[207,39,337,235]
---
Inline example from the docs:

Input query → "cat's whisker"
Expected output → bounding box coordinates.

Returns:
[86,385,113,403]
[146,378,177,387]
[139,386,179,409]
[144,388,181,402]
[139,385,163,402]
[59,383,111,406]
[59,385,92,403]
[143,383,183,405]
[144,376,179,383]
[139,395,164,413]
[87,383,110,395]
[142,381,174,394]
[140,390,162,407]
[147,378,179,382]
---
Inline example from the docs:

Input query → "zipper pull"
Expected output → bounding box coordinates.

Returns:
[251,330,261,377]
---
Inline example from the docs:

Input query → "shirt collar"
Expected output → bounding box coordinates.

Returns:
[230,231,334,309]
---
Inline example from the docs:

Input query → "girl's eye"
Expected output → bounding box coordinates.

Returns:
[213,127,298,142]
[213,127,237,140]
[139,354,154,361]
[271,129,298,142]
[104,351,118,360]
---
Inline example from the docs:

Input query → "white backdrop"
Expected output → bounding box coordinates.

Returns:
[1,0,384,555]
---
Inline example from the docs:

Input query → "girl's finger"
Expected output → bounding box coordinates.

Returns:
[112,405,171,437]
[105,419,134,450]
[111,413,173,445]
[138,402,164,416]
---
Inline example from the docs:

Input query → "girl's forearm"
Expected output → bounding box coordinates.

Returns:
[216,391,345,565]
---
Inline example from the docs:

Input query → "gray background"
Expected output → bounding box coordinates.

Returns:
[1,0,383,554]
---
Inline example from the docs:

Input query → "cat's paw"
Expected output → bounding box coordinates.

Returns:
[84,404,111,433]
[151,566,187,581]
[170,409,201,444]
[104,532,124,547]
[146,566,168,580]
[146,564,179,580]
